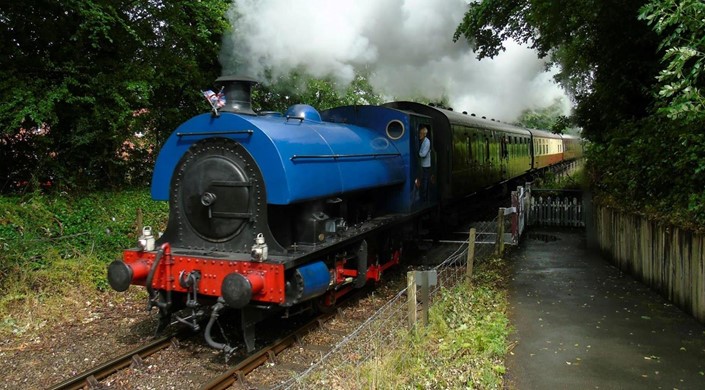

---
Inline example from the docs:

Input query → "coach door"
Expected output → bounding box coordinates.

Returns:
[499,134,509,180]
[411,118,436,206]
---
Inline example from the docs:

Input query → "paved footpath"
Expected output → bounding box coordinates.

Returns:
[505,228,705,390]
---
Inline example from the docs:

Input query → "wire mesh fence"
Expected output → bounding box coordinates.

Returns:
[279,214,501,389]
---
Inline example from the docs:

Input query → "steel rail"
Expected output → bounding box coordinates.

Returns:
[47,331,189,390]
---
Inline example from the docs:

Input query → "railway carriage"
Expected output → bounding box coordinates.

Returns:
[529,129,564,169]
[561,133,582,161]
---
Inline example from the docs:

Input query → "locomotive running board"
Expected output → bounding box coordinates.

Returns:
[282,208,434,270]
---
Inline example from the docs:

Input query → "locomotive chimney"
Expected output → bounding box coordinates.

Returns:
[214,75,258,115]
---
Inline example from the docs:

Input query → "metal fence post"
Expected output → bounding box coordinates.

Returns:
[526,182,532,225]
[511,190,518,243]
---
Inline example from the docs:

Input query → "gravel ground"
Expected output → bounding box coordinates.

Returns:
[102,339,227,390]
[0,289,168,389]
[0,271,413,390]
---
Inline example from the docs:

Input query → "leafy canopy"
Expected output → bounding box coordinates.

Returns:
[252,70,382,113]
[514,98,572,134]
[0,0,230,192]
[639,0,705,123]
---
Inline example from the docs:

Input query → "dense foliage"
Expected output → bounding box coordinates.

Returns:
[640,0,705,123]
[455,0,705,227]
[0,190,167,287]
[0,1,230,192]
[514,98,573,134]
[253,71,382,113]
[0,190,168,333]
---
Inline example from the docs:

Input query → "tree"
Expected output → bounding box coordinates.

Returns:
[252,70,382,113]
[0,1,230,192]
[640,0,705,123]
[454,0,662,142]
[514,98,568,132]
[550,115,573,135]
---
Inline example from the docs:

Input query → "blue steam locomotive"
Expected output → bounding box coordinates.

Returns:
[108,76,581,353]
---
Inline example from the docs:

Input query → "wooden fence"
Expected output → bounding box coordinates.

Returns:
[595,206,705,322]
[526,186,585,228]
[495,185,584,251]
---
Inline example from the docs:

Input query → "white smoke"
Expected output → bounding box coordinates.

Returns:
[222,0,570,121]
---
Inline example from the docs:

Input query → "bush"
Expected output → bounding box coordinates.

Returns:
[0,189,168,322]
[587,115,705,229]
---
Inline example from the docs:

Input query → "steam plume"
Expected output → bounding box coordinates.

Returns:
[221,0,569,121]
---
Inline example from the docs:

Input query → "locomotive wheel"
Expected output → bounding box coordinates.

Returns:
[315,292,337,314]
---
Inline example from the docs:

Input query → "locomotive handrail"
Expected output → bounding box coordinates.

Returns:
[290,152,401,161]
[176,130,254,137]
[286,115,306,122]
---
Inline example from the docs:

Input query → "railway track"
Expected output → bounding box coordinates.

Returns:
[47,330,192,390]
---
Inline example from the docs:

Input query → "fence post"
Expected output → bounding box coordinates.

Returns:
[518,185,526,237]
[526,182,532,224]
[497,208,505,256]
[420,271,430,326]
[466,228,476,284]
[407,271,417,331]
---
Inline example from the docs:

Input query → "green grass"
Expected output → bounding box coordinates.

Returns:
[312,257,512,389]
[0,189,167,336]
[379,258,510,388]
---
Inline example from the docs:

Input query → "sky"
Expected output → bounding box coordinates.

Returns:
[220,0,570,122]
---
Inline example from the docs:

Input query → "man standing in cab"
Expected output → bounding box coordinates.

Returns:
[418,126,431,202]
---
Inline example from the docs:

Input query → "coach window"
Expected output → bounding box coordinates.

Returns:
[501,136,508,158]
[466,135,472,163]
[386,120,404,140]
[485,137,490,161]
